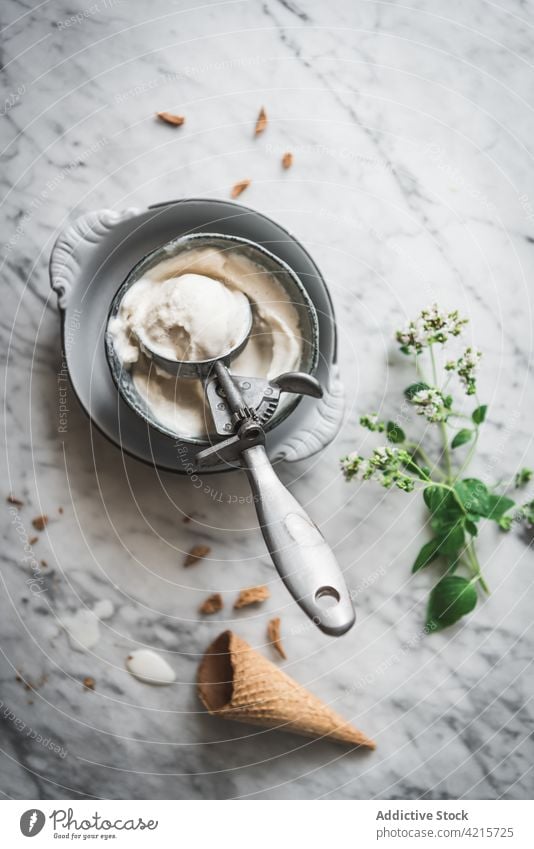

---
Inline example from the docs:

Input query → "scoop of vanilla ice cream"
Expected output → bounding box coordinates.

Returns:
[110,273,251,363]
[107,245,305,439]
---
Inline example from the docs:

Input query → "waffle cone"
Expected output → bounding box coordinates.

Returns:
[198,631,375,749]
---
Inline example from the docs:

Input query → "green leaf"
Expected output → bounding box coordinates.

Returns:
[446,551,462,573]
[454,478,490,516]
[435,521,465,556]
[498,515,514,532]
[423,486,458,515]
[465,519,479,536]
[515,468,533,488]
[412,538,442,573]
[485,494,515,521]
[451,429,473,449]
[472,405,487,425]
[424,486,465,555]
[386,421,406,444]
[426,576,478,630]
[405,382,430,399]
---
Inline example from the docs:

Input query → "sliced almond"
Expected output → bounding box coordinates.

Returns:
[156,111,185,126]
[32,515,48,531]
[267,616,287,659]
[282,151,293,170]
[184,544,211,567]
[7,494,24,507]
[125,649,175,685]
[234,585,270,609]
[199,593,223,615]
[255,106,267,135]
[231,179,251,199]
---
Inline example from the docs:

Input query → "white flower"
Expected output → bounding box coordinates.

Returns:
[360,413,385,432]
[411,388,448,422]
[445,347,481,395]
[340,452,364,480]
[397,305,468,353]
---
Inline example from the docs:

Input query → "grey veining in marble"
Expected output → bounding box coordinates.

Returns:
[1,0,533,800]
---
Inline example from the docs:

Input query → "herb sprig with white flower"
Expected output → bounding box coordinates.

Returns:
[341,305,533,631]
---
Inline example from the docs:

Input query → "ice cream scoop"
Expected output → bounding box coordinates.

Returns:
[106,234,355,636]
[138,294,355,637]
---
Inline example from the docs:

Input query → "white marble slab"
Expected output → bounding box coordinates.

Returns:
[1,0,533,800]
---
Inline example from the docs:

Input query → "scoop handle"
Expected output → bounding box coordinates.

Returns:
[241,444,355,636]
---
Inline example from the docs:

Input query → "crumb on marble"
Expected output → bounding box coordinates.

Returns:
[267,616,287,659]
[234,585,270,609]
[282,152,293,169]
[199,593,223,615]
[184,544,211,567]
[255,106,267,135]
[32,515,48,531]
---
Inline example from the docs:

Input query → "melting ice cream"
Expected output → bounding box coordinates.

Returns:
[107,245,303,437]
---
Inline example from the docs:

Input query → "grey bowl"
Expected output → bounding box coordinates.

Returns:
[105,233,320,444]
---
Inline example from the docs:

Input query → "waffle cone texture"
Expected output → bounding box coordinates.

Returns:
[197,631,375,749]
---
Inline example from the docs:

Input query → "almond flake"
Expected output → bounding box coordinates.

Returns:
[199,593,223,615]
[282,151,293,170]
[184,544,211,567]
[255,106,267,135]
[32,515,48,531]
[267,616,287,659]
[234,585,270,609]
[156,111,185,126]
[231,179,251,199]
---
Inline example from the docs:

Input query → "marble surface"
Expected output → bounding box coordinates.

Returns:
[1,0,533,801]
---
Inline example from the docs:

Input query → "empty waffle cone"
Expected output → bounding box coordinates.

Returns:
[198,631,375,749]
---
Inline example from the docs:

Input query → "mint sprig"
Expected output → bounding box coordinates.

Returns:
[341,304,532,631]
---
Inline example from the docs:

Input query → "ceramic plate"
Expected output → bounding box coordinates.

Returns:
[50,199,344,473]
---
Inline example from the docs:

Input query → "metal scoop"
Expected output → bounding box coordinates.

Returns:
[141,306,355,637]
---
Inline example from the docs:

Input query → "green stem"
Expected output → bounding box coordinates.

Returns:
[448,411,473,421]
[465,538,490,594]
[429,345,453,481]
[453,391,483,481]
[455,427,479,482]
[428,481,469,516]
[405,441,445,481]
